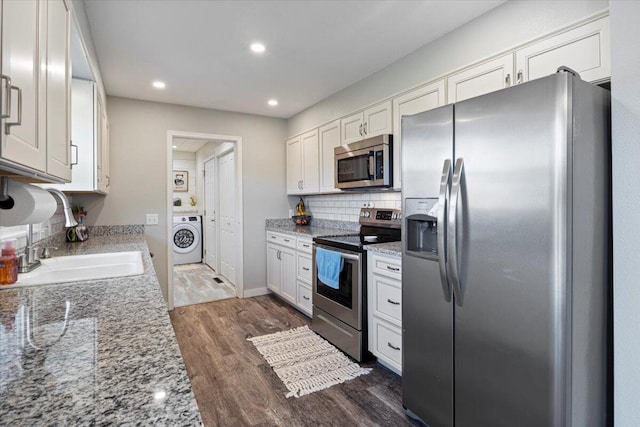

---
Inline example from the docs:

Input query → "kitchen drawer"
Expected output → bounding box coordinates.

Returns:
[297,253,312,283]
[266,231,296,249]
[372,318,402,373]
[296,281,312,317]
[297,238,313,254]
[371,253,402,280]
[372,275,402,325]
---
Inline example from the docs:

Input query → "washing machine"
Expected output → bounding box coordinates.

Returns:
[173,216,202,265]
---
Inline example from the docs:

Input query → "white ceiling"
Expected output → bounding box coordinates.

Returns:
[84,0,506,119]
[172,138,212,153]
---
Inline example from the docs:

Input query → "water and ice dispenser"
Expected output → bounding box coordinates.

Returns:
[405,198,439,259]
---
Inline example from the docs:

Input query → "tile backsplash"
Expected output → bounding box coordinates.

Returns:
[295,192,401,222]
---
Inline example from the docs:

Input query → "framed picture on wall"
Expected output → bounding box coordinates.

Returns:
[173,170,189,192]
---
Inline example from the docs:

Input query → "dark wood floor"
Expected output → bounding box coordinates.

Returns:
[169,295,423,427]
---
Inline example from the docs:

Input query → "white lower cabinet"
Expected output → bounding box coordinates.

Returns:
[266,232,313,317]
[367,251,402,374]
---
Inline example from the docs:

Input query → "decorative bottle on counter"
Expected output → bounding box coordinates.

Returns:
[0,239,18,285]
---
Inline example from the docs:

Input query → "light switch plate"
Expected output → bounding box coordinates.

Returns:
[146,214,159,225]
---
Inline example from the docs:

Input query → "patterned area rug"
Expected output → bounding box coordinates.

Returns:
[248,326,371,398]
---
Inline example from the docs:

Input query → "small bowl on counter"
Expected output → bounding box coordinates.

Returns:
[292,215,312,226]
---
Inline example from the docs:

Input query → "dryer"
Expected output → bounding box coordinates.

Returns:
[173,216,202,265]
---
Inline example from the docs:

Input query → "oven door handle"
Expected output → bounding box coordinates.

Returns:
[339,252,360,262]
[314,244,361,262]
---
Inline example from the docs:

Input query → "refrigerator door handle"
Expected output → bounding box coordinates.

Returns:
[437,159,452,302]
[448,158,464,306]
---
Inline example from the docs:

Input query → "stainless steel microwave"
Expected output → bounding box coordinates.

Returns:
[334,135,393,189]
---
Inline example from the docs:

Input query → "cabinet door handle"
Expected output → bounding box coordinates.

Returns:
[283,238,290,243]
[516,70,523,84]
[303,295,310,300]
[106,176,110,188]
[5,85,22,134]
[277,250,281,260]
[0,74,11,119]
[359,123,363,136]
[302,267,310,271]
[300,179,304,190]
[302,244,310,248]
[386,265,400,272]
[505,73,511,87]
[363,122,367,135]
[271,235,277,239]
[71,142,79,167]
[387,298,400,305]
[387,342,400,351]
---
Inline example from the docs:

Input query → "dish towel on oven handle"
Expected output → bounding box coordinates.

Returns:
[316,247,344,289]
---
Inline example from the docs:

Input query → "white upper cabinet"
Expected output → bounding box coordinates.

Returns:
[0,0,46,173]
[286,129,319,195]
[301,129,319,193]
[47,79,109,194]
[286,135,302,194]
[447,53,514,104]
[318,119,341,193]
[45,0,72,181]
[515,16,610,85]
[341,100,392,145]
[392,79,446,189]
[0,0,72,182]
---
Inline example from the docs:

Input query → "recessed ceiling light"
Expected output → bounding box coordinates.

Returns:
[268,99,278,106]
[152,81,166,89]
[172,145,177,149]
[250,43,266,54]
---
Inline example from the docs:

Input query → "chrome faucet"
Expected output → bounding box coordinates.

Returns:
[18,189,78,273]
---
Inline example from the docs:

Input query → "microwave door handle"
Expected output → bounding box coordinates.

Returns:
[368,151,375,178]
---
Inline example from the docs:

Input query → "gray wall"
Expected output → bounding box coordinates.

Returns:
[288,0,609,136]
[75,97,288,300]
[610,1,640,425]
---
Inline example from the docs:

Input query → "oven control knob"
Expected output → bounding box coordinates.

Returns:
[363,211,370,218]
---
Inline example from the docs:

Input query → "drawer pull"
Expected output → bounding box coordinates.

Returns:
[303,296,310,300]
[271,236,276,239]
[387,298,400,305]
[302,267,310,271]
[387,342,400,351]
[284,239,290,242]
[302,243,310,248]
[386,265,400,272]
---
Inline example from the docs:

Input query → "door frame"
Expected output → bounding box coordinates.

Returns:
[166,130,244,310]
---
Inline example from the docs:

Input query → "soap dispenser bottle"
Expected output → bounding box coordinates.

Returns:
[0,239,18,285]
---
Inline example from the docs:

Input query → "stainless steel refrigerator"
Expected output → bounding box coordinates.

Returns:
[401,71,610,427]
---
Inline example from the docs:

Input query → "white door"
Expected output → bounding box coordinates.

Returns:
[204,158,217,271]
[219,150,236,284]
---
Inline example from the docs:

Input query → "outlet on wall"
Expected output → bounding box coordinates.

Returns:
[146,214,159,225]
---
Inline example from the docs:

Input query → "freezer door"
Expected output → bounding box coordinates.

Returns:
[401,105,454,427]
[451,73,571,426]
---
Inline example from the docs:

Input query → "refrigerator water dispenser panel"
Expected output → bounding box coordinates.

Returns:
[405,198,439,259]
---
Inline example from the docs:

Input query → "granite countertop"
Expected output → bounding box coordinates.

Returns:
[0,233,201,425]
[365,241,402,257]
[265,218,359,239]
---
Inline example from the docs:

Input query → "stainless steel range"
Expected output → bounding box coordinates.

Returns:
[312,207,401,361]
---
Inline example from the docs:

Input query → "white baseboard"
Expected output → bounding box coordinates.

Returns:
[242,287,272,298]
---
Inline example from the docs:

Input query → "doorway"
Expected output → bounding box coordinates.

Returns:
[166,131,244,310]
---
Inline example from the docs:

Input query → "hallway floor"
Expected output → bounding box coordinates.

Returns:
[173,263,236,307]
